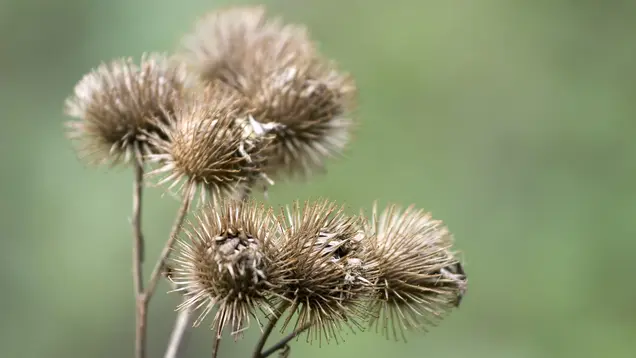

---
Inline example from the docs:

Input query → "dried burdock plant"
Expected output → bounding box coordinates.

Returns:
[171,200,285,340]
[146,81,275,204]
[361,203,468,341]
[65,53,190,166]
[270,200,372,345]
[64,5,468,358]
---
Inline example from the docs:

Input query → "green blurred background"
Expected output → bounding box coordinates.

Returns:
[2,0,635,357]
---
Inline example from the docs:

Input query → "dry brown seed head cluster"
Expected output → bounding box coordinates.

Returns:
[64,53,189,166]
[249,61,357,179]
[361,203,467,341]
[171,199,467,343]
[178,6,357,180]
[171,200,284,337]
[179,6,313,90]
[273,200,371,345]
[145,82,274,203]
[63,4,468,350]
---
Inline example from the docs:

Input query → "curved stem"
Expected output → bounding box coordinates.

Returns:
[252,301,291,358]
[164,307,193,358]
[260,322,312,358]
[145,194,191,297]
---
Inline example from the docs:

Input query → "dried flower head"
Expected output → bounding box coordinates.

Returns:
[146,82,274,203]
[248,59,357,179]
[178,6,313,91]
[178,6,355,179]
[274,200,372,345]
[64,53,190,166]
[171,200,284,338]
[362,203,467,341]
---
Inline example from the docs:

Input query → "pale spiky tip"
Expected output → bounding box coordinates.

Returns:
[171,200,284,338]
[64,53,190,166]
[248,57,357,180]
[361,203,467,341]
[146,82,274,204]
[274,200,373,345]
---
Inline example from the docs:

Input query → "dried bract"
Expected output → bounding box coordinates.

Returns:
[274,200,372,345]
[146,82,273,203]
[362,203,467,341]
[64,53,189,166]
[171,200,284,338]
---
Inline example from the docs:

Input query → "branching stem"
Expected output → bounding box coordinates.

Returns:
[252,301,293,358]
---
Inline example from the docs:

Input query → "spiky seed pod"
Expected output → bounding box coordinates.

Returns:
[178,6,313,91]
[171,200,284,338]
[274,200,372,345]
[178,6,355,179]
[248,58,357,179]
[64,53,190,166]
[361,203,468,341]
[146,82,274,203]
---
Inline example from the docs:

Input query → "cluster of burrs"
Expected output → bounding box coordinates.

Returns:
[174,199,466,344]
[64,5,467,358]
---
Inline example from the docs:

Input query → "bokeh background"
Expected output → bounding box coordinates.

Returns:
[2,0,636,357]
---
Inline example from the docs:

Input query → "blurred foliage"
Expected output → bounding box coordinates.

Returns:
[1,0,635,357]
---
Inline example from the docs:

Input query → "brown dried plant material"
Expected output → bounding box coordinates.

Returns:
[146,82,274,203]
[64,53,190,166]
[361,203,467,341]
[178,5,356,179]
[247,58,357,180]
[171,200,285,339]
[273,200,373,345]
[178,5,313,91]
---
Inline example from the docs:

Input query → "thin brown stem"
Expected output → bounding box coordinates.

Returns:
[212,327,221,358]
[145,193,191,297]
[260,322,312,358]
[132,160,147,358]
[252,301,291,358]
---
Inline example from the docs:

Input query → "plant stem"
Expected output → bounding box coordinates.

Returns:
[164,307,193,358]
[212,328,221,358]
[252,301,291,358]
[132,160,147,358]
[145,193,191,297]
[260,322,312,358]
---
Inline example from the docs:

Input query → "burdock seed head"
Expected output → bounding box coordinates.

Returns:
[64,53,190,166]
[178,5,313,91]
[171,200,284,338]
[274,200,372,345]
[178,6,355,179]
[361,203,467,341]
[248,56,357,180]
[146,82,274,203]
